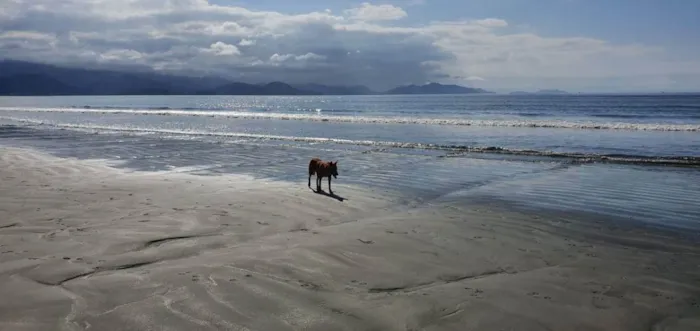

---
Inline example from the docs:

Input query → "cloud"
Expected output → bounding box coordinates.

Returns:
[205,41,240,56]
[473,18,508,28]
[0,0,698,91]
[270,53,325,62]
[238,39,256,46]
[0,30,57,42]
[295,53,326,61]
[344,2,407,21]
[100,49,143,62]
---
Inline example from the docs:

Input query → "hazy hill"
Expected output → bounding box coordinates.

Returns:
[385,82,489,95]
[0,60,494,96]
[294,83,375,95]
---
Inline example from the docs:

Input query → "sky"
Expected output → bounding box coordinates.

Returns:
[1,0,699,92]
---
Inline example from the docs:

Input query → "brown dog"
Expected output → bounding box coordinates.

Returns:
[308,158,339,193]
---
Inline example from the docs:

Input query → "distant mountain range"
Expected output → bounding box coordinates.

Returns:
[0,60,492,96]
[386,82,490,95]
[294,83,375,95]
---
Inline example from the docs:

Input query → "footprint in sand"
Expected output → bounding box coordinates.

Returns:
[527,292,552,300]
[592,296,612,309]
[466,288,484,297]
[298,280,322,291]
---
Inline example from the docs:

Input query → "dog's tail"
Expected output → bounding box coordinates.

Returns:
[308,158,318,175]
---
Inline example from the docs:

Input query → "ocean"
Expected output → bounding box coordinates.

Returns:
[1,94,699,231]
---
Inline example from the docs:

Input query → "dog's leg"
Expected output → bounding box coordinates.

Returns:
[328,176,332,194]
[308,173,311,188]
[316,175,321,191]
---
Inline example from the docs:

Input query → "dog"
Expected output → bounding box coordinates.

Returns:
[308,158,338,193]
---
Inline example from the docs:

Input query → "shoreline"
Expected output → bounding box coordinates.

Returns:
[1,146,699,330]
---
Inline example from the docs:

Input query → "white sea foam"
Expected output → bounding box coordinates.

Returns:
[0,107,698,132]
[4,117,699,166]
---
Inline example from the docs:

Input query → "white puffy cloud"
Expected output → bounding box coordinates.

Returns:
[472,18,508,28]
[205,41,240,56]
[0,0,698,91]
[238,39,256,46]
[295,53,326,61]
[344,3,407,21]
[269,52,326,67]
[269,53,293,62]
[100,49,143,62]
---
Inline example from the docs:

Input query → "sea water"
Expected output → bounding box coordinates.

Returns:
[1,94,699,230]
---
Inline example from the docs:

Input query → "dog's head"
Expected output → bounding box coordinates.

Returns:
[330,161,338,178]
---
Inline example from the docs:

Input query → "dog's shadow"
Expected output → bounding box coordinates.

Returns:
[311,188,347,202]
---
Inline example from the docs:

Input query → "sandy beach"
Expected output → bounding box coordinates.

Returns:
[1,146,699,331]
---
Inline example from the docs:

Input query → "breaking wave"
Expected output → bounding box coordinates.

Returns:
[3,119,699,167]
[1,107,699,132]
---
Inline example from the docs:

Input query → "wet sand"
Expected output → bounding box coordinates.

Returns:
[1,146,699,331]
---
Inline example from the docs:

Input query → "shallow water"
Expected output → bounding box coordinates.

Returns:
[1,94,699,230]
